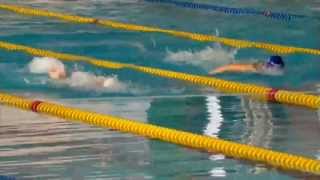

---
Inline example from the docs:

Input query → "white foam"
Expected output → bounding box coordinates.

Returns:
[209,167,226,177]
[27,57,129,93]
[165,44,237,71]
[65,71,128,92]
[28,57,65,74]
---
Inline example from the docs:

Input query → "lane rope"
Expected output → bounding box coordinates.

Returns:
[0,3,319,55]
[0,40,319,109]
[145,0,306,21]
[0,92,319,175]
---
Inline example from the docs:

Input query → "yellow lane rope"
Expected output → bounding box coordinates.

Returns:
[0,40,319,109]
[0,3,320,55]
[0,92,319,175]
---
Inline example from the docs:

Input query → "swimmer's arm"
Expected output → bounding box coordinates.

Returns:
[209,64,257,75]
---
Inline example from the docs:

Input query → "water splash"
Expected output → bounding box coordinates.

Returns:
[27,57,129,93]
[64,71,128,92]
[165,44,237,71]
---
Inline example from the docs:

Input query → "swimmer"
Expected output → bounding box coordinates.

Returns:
[28,57,126,90]
[209,55,285,75]
[68,71,118,88]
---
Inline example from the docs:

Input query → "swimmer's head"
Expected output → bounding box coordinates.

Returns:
[265,55,285,70]
[28,57,67,80]
[262,55,285,75]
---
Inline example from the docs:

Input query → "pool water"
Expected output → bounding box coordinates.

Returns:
[0,0,319,179]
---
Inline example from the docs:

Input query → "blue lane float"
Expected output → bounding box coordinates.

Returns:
[0,176,16,180]
[144,0,307,21]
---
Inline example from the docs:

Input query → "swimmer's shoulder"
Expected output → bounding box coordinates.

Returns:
[252,62,264,72]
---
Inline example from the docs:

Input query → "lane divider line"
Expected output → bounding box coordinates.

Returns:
[145,0,306,21]
[0,3,319,55]
[0,92,319,175]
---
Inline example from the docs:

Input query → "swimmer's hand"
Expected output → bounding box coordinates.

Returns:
[209,64,257,75]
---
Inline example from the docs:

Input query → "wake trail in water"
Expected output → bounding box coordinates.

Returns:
[165,43,238,71]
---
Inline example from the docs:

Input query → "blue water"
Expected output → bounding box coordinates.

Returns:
[0,0,319,179]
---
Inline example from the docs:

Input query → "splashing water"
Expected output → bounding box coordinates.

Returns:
[165,44,237,71]
[65,71,127,92]
[27,57,128,93]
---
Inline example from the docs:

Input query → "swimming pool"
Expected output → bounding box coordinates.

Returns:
[0,0,319,179]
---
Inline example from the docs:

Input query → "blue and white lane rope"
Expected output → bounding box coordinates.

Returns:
[145,0,307,21]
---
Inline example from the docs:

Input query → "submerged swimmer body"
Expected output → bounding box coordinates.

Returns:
[68,71,120,88]
[209,55,285,76]
[28,57,127,91]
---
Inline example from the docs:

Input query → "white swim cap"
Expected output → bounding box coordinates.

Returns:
[28,57,65,74]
